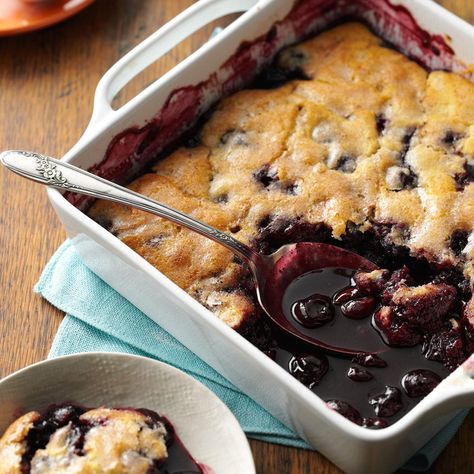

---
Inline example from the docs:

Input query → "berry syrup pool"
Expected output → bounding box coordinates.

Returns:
[266,267,449,428]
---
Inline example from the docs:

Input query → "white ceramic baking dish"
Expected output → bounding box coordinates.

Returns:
[46,1,474,472]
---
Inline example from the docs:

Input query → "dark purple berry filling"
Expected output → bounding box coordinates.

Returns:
[397,167,418,190]
[335,155,357,173]
[450,229,469,256]
[401,369,442,397]
[375,113,388,135]
[399,127,416,162]
[289,353,329,389]
[246,217,472,427]
[362,417,388,429]
[423,327,467,371]
[21,404,88,472]
[291,294,334,327]
[441,130,463,147]
[352,353,387,368]
[283,182,300,195]
[333,286,363,304]
[347,366,374,382]
[18,404,204,474]
[252,48,311,89]
[214,193,229,204]
[326,400,363,425]
[340,296,376,319]
[455,161,474,191]
[368,386,403,417]
[253,164,279,188]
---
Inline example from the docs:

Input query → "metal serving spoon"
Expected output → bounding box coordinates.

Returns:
[1,150,379,356]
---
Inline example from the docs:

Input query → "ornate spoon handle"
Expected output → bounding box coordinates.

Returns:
[0,150,261,269]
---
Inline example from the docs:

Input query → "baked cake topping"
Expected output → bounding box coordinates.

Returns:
[90,24,474,328]
[88,23,474,426]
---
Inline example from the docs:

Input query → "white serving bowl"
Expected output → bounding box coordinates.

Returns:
[0,352,256,474]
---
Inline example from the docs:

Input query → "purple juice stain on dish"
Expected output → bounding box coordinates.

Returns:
[131,411,208,474]
[158,421,209,474]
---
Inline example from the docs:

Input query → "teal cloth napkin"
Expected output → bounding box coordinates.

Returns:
[35,240,468,472]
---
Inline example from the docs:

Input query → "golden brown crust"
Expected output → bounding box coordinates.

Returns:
[0,411,40,474]
[88,23,474,331]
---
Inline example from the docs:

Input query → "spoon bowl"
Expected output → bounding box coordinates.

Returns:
[257,242,379,356]
[1,150,380,356]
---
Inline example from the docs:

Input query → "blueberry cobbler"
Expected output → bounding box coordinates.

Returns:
[88,24,474,427]
[0,404,204,474]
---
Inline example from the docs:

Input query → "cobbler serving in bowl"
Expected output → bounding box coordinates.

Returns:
[0,404,204,474]
[88,23,474,427]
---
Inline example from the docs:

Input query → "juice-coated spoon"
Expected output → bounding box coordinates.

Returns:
[1,150,379,357]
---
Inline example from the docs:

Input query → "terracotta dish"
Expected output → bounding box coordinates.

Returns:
[0,0,95,36]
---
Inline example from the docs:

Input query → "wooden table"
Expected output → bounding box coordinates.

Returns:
[0,1,472,472]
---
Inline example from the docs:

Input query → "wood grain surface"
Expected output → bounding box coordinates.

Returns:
[0,1,472,473]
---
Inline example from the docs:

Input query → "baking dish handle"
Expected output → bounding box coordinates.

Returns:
[424,354,474,416]
[89,0,260,127]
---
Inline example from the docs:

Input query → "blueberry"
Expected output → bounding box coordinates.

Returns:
[352,353,387,368]
[340,296,376,319]
[375,114,388,135]
[253,164,278,187]
[362,417,388,429]
[326,400,363,425]
[347,366,374,382]
[368,386,403,417]
[450,230,469,256]
[289,353,329,388]
[291,294,334,328]
[401,369,441,397]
